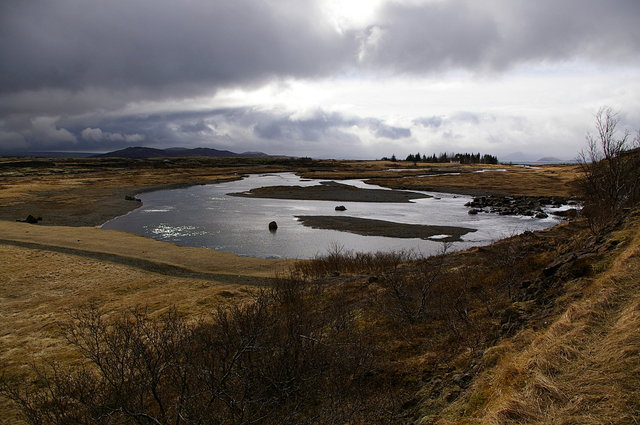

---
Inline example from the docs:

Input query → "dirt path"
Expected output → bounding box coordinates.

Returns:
[0,221,292,282]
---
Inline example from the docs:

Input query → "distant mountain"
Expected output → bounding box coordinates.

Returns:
[537,156,565,162]
[95,146,271,159]
[501,152,576,164]
[501,152,540,163]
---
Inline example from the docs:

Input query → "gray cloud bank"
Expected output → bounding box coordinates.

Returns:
[5,107,413,158]
[360,0,640,72]
[1,0,639,154]
[0,0,354,96]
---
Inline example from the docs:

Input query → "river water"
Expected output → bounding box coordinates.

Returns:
[101,173,564,259]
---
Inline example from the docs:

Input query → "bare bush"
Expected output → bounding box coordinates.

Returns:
[578,107,640,232]
[1,277,377,425]
[292,244,416,279]
[380,243,449,323]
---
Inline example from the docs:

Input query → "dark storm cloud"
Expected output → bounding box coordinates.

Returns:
[253,110,359,143]
[254,111,411,142]
[1,0,639,153]
[359,1,498,71]
[0,0,356,96]
[2,107,410,153]
[360,0,640,72]
[365,119,412,139]
[2,0,637,99]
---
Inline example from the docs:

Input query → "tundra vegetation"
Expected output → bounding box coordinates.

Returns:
[1,111,639,424]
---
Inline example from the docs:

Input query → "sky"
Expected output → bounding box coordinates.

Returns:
[1,0,639,160]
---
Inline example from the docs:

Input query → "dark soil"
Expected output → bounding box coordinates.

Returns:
[295,215,476,242]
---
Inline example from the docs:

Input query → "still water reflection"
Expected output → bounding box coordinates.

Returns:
[101,173,563,259]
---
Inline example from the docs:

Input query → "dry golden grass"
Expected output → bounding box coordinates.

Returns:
[0,222,291,423]
[372,163,582,197]
[286,161,582,198]
[0,221,292,364]
[0,221,292,278]
[431,213,640,425]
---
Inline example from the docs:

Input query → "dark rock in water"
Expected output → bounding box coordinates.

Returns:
[466,194,572,219]
[535,212,549,219]
[335,205,347,211]
[268,221,278,231]
[468,209,479,215]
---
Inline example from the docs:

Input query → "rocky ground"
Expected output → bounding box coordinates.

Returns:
[465,195,581,219]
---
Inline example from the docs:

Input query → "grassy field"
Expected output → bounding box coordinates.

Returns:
[0,222,293,424]
[2,156,636,424]
[428,212,640,424]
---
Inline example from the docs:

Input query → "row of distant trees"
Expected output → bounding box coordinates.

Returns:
[382,152,499,164]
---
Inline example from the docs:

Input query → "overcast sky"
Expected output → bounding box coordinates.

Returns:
[1,0,639,160]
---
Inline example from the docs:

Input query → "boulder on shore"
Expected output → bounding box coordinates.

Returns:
[17,214,41,224]
[465,195,575,219]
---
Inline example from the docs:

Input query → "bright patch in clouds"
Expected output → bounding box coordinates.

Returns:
[321,0,387,30]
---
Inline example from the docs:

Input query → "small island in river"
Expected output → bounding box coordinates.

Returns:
[229,181,431,203]
[295,215,476,242]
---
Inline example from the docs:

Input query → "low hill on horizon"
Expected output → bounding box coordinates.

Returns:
[94,146,272,159]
